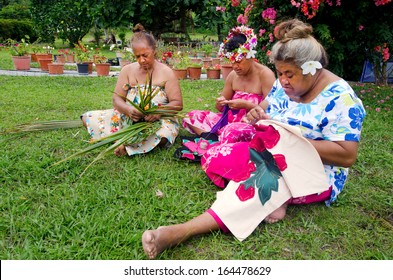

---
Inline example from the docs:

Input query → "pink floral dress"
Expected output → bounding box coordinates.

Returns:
[182,90,264,135]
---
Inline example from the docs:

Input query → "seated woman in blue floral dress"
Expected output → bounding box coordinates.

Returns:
[141,19,366,259]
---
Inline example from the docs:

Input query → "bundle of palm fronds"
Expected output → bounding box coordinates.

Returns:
[1,120,83,135]
[53,120,162,177]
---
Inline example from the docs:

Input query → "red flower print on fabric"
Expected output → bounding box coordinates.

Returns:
[273,154,287,171]
[249,124,281,151]
[236,183,255,201]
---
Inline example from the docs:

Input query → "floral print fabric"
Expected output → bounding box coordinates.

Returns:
[83,85,179,156]
[182,90,264,135]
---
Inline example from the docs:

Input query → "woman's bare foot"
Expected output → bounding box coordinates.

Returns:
[114,144,127,157]
[142,226,180,259]
[265,203,288,224]
[142,213,220,259]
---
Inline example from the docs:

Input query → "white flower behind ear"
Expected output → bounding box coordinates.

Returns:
[301,61,322,76]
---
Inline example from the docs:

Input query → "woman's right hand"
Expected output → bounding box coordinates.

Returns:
[216,96,227,107]
[246,105,269,124]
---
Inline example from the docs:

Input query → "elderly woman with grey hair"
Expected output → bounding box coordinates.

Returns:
[141,19,366,259]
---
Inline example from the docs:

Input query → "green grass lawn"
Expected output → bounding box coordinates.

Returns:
[0,57,392,259]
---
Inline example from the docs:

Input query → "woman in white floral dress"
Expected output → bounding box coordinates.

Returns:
[81,24,183,156]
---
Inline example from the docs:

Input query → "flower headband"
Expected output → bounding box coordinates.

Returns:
[218,25,258,62]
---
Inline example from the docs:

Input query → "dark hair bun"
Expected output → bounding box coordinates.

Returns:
[133,23,146,33]
[225,34,247,52]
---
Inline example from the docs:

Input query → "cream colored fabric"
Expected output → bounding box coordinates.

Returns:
[210,120,329,241]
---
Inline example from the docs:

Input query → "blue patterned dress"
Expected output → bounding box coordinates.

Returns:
[266,79,366,205]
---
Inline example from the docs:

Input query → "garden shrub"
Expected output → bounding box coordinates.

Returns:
[0,19,37,42]
[0,4,31,20]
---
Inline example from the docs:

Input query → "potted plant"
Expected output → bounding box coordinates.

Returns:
[74,41,92,75]
[58,48,75,63]
[94,55,111,76]
[188,61,203,80]
[160,50,174,67]
[201,43,213,58]
[7,38,31,70]
[35,45,54,62]
[221,58,233,81]
[172,51,190,79]
[29,39,42,62]
[54,50,66,63]
[206,64,221,79]
[48,62,64,75]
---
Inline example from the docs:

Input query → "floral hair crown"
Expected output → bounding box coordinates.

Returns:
[218,25,258,62]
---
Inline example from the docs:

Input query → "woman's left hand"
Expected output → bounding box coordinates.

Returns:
[144,114,161,122]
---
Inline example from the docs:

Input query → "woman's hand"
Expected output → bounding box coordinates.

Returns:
[245,105,270,124]
[144,114,161,122]
[222,99,248,110]
[128,107,144,122]
[216,96,227,107]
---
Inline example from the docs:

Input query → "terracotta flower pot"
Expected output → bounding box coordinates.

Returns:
[173,68,188,80]
[221,64,233,81]
[38,58,53,71]
[66,54,75,63]
[202,58,212,69]
[55,55,66,64]
[206,69,221,79]
[12,56,31,70]
[36,53,53,62]
[30,53,38,62]
[95,63,111,76]
[48,63,64,75]
[188,66,202,80]
[211,57,221,65]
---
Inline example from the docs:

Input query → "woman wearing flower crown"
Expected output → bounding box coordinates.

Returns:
[142,19,366,259]
[182,25,275,140]
[81,24,183,156]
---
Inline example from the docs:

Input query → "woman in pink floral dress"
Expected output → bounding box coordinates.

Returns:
[182,26,275,139]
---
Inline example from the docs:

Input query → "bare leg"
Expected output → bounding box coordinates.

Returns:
[142,212,219,259]
[264,202,288,224]
[114,144,128,157]
[157,137,168,148]
[187,124,206,136]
